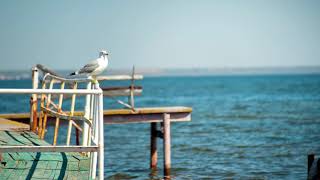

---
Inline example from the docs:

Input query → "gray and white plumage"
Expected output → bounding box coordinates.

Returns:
[70,50,109,76]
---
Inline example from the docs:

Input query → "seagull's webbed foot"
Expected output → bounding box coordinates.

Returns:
[91,79,99,84]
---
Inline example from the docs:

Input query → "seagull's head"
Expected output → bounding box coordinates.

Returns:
[99,50,109,58]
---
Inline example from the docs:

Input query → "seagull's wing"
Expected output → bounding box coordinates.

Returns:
[78,59,100,74]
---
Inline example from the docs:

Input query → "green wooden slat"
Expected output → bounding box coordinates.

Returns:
[67,161,79,171]
[21,131,51,146]
[0,159,17,169]
[78,159,90,171]
[66,170,82,180]
[5,131,33,145]
[12,169,25,179]
[7,160,23,179]
[16,160,30,169]
[46,160,59,170]
[0,130,91,180]
[8,152,34,161]
[0,168,15,179]
[79,170,91,180]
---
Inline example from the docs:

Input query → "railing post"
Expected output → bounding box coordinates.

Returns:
[98,84,104,180]
[82,82,92,148]
[30,67,38,132]
[90,91,99,179]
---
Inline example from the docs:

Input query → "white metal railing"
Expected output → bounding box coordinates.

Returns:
[0,83,105,180]
[0,65,144,179]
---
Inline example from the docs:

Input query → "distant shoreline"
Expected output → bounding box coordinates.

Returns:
[0,66,319,80]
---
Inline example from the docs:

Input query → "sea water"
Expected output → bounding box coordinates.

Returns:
[0,74,319,179]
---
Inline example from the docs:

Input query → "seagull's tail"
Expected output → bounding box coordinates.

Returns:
[69,71,78,76]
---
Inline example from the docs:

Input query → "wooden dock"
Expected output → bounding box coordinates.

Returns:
[0,130,90,179]
[0,65,192,179]
[0,107,192,179]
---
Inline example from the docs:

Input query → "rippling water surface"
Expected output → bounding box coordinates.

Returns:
[0,74,319,179]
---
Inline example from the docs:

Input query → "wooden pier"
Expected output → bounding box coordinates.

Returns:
[0,130,91,179]
[0,65,192,179]
[0,106,191,179]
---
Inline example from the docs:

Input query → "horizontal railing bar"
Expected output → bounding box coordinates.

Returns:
[45,74,93,83]
[0,145,99,153]
[97,75,143,81]
[0,89,102,95]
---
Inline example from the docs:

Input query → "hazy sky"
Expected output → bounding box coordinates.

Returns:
[0,0,319,70]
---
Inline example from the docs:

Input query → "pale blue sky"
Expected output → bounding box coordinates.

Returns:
[0,0,319,70]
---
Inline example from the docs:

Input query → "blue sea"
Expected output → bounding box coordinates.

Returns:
[0,74,320,179]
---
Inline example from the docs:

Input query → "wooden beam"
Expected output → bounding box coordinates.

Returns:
[0,111,191,124]
[0,106,192,120]
[103,112,191,124]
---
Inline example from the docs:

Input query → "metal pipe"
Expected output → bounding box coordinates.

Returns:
[0,89,101,95]
[82,82,92,147]
[90,93,98,179]
[98,85,105,180]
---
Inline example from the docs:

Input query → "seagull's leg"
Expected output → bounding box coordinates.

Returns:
[91,75,98,84]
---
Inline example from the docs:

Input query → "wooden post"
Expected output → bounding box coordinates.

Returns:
[53,82,65,145]
[66,82,78,145]
[163,113,171,179]
[38,81,47,137]
[317,159,320,179]
[41,79,54,139]
[31,67,38,132]
[150,122,158,169]
[308,154,315,174]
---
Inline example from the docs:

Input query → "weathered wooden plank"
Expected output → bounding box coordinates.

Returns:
[0,118,29,131]
[29,161,49,179]
[8,168,25,179]
[78,159,91,171]
[103,112,191,124]
[79,170,91,180]
[0,106,192,119]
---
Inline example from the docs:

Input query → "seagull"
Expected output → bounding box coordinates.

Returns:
[69,50,109,79]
